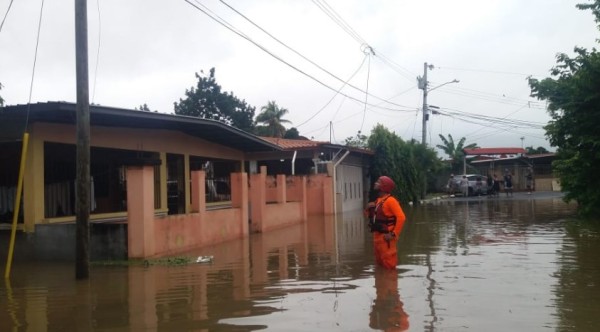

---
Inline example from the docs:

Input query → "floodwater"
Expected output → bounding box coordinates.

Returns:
[2,193,600,331]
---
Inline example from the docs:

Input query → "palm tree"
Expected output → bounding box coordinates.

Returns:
[256,101,292,138]
[436,134,478,172]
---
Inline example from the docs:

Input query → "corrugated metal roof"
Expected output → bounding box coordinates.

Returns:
[527,153,555,159]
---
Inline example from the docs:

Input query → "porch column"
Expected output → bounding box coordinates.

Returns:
[126,165,155,258]
[23,132,44,232]
[184,154,190,213]
[191,170,206,218]
[159,152,167,212]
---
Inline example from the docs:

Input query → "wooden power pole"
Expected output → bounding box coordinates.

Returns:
[75,0,91,279]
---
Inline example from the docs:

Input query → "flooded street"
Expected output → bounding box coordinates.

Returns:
[2,193,600,331]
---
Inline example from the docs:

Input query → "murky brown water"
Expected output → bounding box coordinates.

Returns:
[2,194,600,331]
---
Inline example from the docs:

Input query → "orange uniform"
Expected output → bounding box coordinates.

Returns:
[368,194,406,269]
[369,268,410,331]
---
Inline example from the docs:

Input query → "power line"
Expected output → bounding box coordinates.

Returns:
[437,65,545,78]
[359,52,372,133]
[91,0,101,104]
[185,0,415,114]
[311,0,366,45]
[296,54,368,128]
[0,0,14,33]
[24,0,46,133]
[216,0,412,111]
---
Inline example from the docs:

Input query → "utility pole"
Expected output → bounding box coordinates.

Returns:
[75,0,91,279]
[418,62,432,145]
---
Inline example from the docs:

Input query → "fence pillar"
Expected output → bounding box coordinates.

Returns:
[249,166,267,232]
[126,165,155,258]
[276,174,286,203]
[231,172,249,236]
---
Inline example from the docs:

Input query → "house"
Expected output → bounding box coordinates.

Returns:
[250,137,373,213]
[464,147,557,191]
[0,102,342,260]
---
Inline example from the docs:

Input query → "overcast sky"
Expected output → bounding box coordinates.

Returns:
[1,0,598,153]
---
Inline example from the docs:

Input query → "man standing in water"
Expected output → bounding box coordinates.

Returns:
[365,176,407,269]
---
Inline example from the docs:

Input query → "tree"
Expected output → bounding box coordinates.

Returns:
[344,133,368,148]
[284,127,301,139]
[436,134,478,172]
[255,101,291,138]
[528,0,600,218]
[525,146,550,155]
[368,124,442,205]
[174,68,255,132]
[0,82,5,107]
[136,103,153,112]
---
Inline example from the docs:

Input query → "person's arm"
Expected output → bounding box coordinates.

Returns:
[385,198,406,237]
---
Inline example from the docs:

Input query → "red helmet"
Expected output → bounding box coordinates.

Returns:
[377,176,395,193]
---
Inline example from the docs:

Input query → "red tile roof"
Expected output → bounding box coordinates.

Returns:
[463,147,526,155]
[259,136,373,154]
[259,137,326,150]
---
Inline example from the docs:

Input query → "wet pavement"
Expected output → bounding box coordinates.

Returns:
[1,191,599,331]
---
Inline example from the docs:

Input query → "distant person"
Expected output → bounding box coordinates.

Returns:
[447,174,456,197]
[526,168,533,194]
[460,175,469,197]
[365,176,407,270]
[486,173,493,196]
[493,174,501,197]
[503,169,513,197]
[475,176,483,196]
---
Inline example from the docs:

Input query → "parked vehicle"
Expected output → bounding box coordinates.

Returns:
[452,174,488,196]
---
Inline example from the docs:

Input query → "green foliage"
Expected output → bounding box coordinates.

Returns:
[525,146,550,154]
[528,0,600,218]
[136,103,153,112]
[284,127,301,139]
[255,101,291,137]
[344,133,368,148]
[0,82,4,107]
[174,68,255,132]
[436,134,478,172]
[368,124,442,204]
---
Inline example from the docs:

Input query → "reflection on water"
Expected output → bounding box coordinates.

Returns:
[1,195,599,331]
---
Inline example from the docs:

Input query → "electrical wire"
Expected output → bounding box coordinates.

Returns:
[312,0,366,45]
[296,54,367,128]
[437,65,545,78]
[185,0,415,114]
[24,0,46,134]
[91,0,101,104]
[359,53,371,133]
[217,0,412,111]
[312,0,418,85]
[0,0,14,33]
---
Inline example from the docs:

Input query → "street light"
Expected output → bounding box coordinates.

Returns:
[417,62,459,145]
[429,79,460,93]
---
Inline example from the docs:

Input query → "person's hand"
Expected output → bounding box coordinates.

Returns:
[383,232,395,241]
[365,202,376,218]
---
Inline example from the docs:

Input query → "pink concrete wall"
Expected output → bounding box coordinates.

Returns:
[128,166,333,258]
[127,167,249,258]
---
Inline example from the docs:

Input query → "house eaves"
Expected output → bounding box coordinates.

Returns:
[0,102,282,152]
